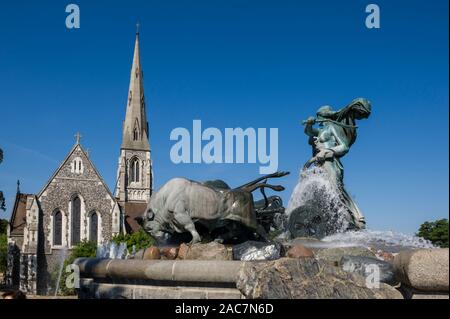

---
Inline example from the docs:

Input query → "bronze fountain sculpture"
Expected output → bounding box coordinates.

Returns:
[139,172,289,244]
[139,98,371,243]
[288,98,372,238]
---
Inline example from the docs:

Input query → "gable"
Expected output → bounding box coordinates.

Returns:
[38,144,115,201]
[36,143,121,247]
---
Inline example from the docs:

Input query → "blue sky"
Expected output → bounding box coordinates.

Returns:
[0,0,448,234]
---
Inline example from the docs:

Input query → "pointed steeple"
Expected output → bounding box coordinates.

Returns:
[121,30,150,151]
[116,29,153,207]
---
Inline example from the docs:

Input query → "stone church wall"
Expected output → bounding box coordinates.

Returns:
[34,145,119,293]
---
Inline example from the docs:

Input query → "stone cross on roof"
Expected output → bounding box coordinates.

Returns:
[75,132,82,144]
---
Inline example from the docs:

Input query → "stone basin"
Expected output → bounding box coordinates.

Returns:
[74,258,245,299]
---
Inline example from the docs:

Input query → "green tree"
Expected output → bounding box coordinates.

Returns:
[0,219,8,274]
[0,219,8,234]
[111,229,155,252]
[56,240,97,296]
[0,233,7,274]
[0,148,5,211]
[417,219,449,248]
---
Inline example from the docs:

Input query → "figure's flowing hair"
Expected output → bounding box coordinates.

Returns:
[318,98,371,147]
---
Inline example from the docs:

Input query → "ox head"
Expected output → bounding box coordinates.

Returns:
[140,208,166,241]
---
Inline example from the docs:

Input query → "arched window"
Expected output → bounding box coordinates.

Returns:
[71,196,81,246]
[53,211,62,246]
[130,158,140,183]
[71,157,83,174]
[135,160,140,182]
[89,212,98,243]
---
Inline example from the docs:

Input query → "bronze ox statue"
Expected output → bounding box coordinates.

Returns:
[139,172,289,244]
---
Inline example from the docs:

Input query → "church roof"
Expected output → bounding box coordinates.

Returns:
[120,202,147,233]
[9,193,32,236]
[121,32,151,151]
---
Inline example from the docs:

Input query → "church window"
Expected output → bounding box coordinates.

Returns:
[71,157,83,174]
[53,210,62,246]
[71,196,81,246]
[89,212,98,243]
[130,158,140,183]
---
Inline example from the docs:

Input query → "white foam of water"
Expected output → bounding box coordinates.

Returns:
[284,167,436,251]
[96,242,128,259]
[286,166,350,232]
[286,167,330,216]
[321,229,435,252]
[116,242,128,259]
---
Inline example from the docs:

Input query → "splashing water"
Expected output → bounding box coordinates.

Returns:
[54,246,68,296]
[96,242,128,259]
[287,167,336,215]
[286,167,352,235]
[284,167,435,251]
[321,229,435,252]
[115,242,128,259]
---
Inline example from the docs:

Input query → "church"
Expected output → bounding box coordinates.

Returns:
[5,31,153,295]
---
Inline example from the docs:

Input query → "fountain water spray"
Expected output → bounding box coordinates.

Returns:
[284,168,435,251]
[54,246,68,296]
[286,167,352,238]
[96,242,128,259]
[321,229,435,252]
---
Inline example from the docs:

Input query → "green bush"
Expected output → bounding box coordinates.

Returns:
[0,219,7,273]
[0,233,7,274]
[55,231,154,295]
[56,240,97,296]
[111,229,155,252]
[417,219,449,248]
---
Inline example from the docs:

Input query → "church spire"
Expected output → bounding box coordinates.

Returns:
[116,30,153,206]
[121,30,150,151]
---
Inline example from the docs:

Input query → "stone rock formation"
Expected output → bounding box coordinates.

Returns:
[314,246,376,264]
[143,246,161,260]
[286,245,315,258]
[177,242,232,261]
[160,247,179,260]
[236,258,402,299]
[393,248,449,292]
